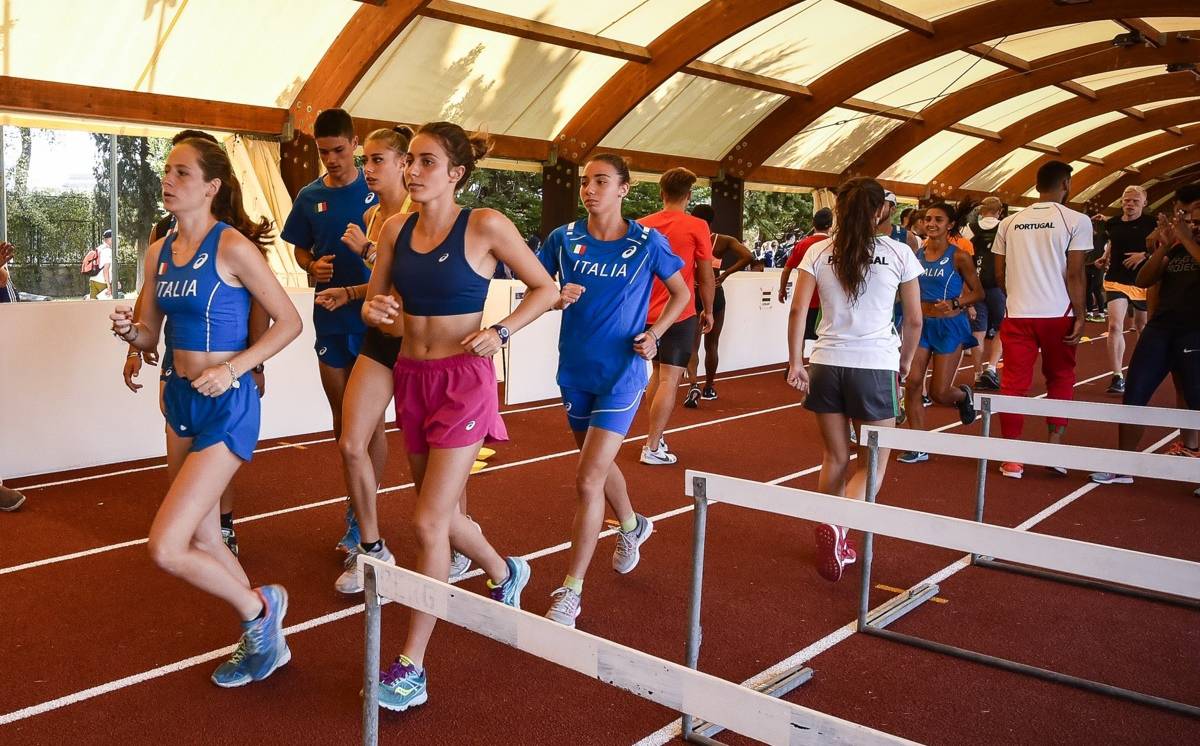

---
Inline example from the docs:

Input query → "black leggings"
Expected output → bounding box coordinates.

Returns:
[1123,325,1200,408]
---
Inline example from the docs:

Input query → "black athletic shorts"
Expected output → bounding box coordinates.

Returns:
[651,315,699,368]
[804,364,900,422]
[359,327,403,369]
[1106,289,1147,313]
[1123,325,1200,409]
[804,307,821,341]
[694,286,727,317]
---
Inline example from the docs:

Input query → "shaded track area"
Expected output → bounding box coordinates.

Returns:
[3,328,1197,745]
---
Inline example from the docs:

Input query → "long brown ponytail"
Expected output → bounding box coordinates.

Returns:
[832,177,885,302]
[180,137,274,252]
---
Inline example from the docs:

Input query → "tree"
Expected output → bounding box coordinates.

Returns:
[743,190,813,244]
[92,133,171,289]
[459,167,543,239]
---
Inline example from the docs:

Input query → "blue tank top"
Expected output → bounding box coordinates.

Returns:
[391,208,489,316]
[917,244,964,303]
[154,222,250,352]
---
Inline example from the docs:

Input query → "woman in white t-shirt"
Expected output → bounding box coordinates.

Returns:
[786,177,923,583]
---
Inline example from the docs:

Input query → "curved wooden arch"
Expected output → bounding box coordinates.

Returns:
[1093,145,1200,206]
[845,33,1200,180]
[996,101,1200,195]
[931,75,1200,198]
[1146,169,1200,207]
[554,0,799,162]
[1068,126,1200,196]
[288,0,432,134]
[729,0,1199,181]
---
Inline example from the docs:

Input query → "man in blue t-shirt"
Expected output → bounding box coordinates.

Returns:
[281,108,377,551]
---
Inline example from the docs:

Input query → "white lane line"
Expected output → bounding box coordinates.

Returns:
[0,357,1141,724]
[17,367,793,490]
[0,402,803,577]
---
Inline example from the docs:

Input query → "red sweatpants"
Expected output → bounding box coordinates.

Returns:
[997,317,1077,439]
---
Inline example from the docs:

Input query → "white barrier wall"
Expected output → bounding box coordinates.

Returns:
[1,272,790,478]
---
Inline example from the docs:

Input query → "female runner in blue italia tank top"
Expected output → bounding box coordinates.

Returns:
[361,121,559,712]
[897,202,982,464]
[108,138,302,688]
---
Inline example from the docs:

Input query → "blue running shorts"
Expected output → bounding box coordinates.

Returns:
[919,315,978,355]
[164,372,261,461]
[561,387,643,436]
[315,332,364,369]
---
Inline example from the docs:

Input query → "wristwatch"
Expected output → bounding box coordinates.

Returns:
[490,324,511,346]
[950,298,961,310]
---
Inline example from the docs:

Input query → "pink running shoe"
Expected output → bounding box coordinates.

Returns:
[814,523,857,582]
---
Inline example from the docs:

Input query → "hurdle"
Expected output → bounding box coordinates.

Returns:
[358,558,916,746]
[681,469,1200,721]
[857,417,1200,717]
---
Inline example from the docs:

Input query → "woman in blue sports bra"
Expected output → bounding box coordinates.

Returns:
[898,202,983,464]
[108,137,301,688]
[360,121,558,713]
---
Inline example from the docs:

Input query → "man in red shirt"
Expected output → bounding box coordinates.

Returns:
[638,168,715,464]
[778,207,833,342]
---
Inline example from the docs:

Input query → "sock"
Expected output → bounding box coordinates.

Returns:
[486,567,511,589]
[563,575,584,594]
[360,539,382,553]
[619,514,638,533]
[220,512,234,530]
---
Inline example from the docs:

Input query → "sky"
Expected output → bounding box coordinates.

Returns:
[2,127,98,192]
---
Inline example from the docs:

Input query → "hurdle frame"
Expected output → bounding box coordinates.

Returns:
[359,557,915,746]
[969,394,1200,608]
[680,477,815,745]
[858,408,1200,718]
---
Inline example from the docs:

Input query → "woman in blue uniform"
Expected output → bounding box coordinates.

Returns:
[109,137,302,687]
[898,202,982,463]
[538,154,689,628]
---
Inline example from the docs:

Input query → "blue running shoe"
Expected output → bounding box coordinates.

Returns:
[338,503,361,553]
[378,655,428,711]
[242,585,289,680]
[487,556,530,609]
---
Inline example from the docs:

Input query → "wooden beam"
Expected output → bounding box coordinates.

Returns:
[1025,141,1061,155]
[353,117,552,162]
[1092,144,1200,205]
[1120,107,1147,120]
[289,0,431,134]
[1119,18,1167,47]
[682,61,812,98]
[836,0,934,37]
[421,0,651,63]
[967,43,1031,72]
[948,123,1003,142]
[1081,155,1105,166]
[1065,123,1200,193]
[0,75,286,134]
[1164,126,1184,136]
[1057,80,1098,101]
[844,98,924,122]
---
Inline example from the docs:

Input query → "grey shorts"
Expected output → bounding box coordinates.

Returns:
[804,364,900,422]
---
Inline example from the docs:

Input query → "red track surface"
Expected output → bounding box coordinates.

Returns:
[3,327,1198,745]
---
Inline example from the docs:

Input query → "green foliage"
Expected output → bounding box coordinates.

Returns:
[459,167,543,238]
[743,190,813,244]
[91,133,172,258]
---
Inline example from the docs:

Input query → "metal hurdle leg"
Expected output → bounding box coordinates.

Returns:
[363,564,381,746]
[682,476,813,745]
[859,430,941,632]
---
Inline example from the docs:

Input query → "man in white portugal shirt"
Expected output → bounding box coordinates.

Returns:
[992,160,1090,479]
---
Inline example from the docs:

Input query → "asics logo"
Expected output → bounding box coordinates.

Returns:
[192,253,209,270]
[564,402,573,412]
[621,247,637,259]
[318,346,328,356]
[365,193,376,204]
[465,420,477,431]
[939,256,949,265]
[438,253,450,263]
[179,425,188,431]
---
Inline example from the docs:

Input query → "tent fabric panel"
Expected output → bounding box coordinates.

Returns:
[699,1,903,86]
[446,0,708,46]
[600,74,786,161]
[963,147,1043,191]
[764,108,902,171]
[984,21,1127,61]
[1039,112,1126,147]
[880,131,983,183]
[959,85,1076,131]
[343,17,623,140]
[851,52,1005,111]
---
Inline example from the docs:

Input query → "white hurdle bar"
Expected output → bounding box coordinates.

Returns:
[973,393,1200,430]
[683,470,1200,601]
[684,469,1200,719]
[358,558,915,746]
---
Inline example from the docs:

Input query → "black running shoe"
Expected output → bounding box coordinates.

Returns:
[956,384,977,425]
[1106,375,1125,395]
[922,394,932,407]
[975,368,1000,391]
[683,385,701,409]
[700,385,717,401]
[222,526,239,557]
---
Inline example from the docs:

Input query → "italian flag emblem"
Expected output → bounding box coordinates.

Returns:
[316,202,329,213]
[571,244,586,256]
[157,261,169,275]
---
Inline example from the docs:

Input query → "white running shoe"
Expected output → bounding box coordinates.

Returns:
[1090,472,1133,485]
[613,514,654,574]
[450,516,483,580]
[335,541,395,594]
[640,444,677,465]
[544,587,582,628]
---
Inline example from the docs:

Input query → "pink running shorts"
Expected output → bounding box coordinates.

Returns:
[393,354,509,454]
